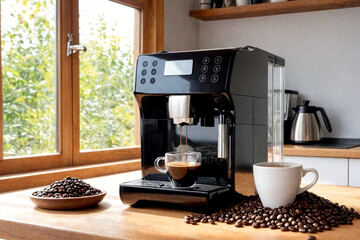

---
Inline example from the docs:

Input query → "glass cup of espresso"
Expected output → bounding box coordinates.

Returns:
[154,151,202,188]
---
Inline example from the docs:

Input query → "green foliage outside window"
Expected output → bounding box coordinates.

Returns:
[1,0,135,156]
[79,13,135,150]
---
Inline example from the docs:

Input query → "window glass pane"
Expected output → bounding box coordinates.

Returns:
[79,0,137,150]
[1,0,57,156]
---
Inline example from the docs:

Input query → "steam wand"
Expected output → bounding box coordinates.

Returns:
[218,112,228,159]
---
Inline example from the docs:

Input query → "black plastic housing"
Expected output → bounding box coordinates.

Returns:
[119,47,285,211]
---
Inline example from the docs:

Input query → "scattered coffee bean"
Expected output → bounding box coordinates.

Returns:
[319,220,327,225]
[307,236,316,240]
[324,224,332,230]
[280,226,288,231]
[235,221,243,228]
[288,226,297,232]
[183,191,359,234]
[32,176,102,198]
[252,222,260,228]
[269,224,277,229]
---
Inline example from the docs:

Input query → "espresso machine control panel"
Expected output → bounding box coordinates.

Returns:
[134,48,238,94]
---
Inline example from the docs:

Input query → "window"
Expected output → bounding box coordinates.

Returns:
[2,0,57,157]
[0,0,164,175]
[79,0,136,151]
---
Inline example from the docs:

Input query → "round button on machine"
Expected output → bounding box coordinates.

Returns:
[202,57,210,64]
[150,78,156,84]
[151,69,157,75]
[201,65,208,73]
[141,69,147,76]
[140,78,146,84]
[199,74,206,82]
[142,61,148,67]
[152,60,158,67]
[213,65,221,73]
[210,74,219,83]
[214,56,222,64]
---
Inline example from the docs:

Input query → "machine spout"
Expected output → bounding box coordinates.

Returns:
[168,95,194,125]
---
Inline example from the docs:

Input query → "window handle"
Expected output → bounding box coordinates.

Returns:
[67,33,87,56]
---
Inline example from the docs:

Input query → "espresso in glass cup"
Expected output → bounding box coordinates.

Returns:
[154,152,201,188]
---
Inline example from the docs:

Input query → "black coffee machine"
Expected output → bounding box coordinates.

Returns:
[120,46,285,211]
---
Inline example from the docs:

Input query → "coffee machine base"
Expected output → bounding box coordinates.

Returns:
[120,180,233,212]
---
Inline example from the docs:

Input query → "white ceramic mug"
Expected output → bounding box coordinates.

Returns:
[253,162,318,209]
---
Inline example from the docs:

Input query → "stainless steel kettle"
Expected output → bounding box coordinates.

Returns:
[291,100,332,144]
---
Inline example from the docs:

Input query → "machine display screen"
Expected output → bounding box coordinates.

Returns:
[164,60,193,76]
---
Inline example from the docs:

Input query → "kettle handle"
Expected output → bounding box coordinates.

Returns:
[316,107,332,133]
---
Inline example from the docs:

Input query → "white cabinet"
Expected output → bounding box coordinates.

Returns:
[284,156,348,186]
[349,159,360,187]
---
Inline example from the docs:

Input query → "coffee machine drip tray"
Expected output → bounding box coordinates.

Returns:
[119,179,231,211]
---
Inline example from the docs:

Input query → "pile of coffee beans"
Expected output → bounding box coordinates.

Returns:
[184,191,359,233]
[32,176,103,198]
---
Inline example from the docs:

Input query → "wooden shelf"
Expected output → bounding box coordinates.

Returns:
[189,0,360,21]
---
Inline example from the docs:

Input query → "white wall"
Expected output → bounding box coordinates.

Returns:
[164,0,199,51]
[199,8,360,138]
[163,2,360,138]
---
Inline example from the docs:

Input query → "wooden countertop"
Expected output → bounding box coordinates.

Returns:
[1,171,360,240]
[284,145,360,159]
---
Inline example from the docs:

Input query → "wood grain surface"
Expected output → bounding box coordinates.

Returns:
[189,0,360,21]
[0,171,359,240]
[0,159,140,193]
[284,145,360,159]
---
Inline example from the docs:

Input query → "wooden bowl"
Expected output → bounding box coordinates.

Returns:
[30,191,106,210]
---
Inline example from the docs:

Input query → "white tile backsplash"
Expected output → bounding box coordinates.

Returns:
[198,8,360,139]
[349,159,360,187]
[284,156,348,186]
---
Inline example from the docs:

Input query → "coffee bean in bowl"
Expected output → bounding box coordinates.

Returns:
[30,177,106,210]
